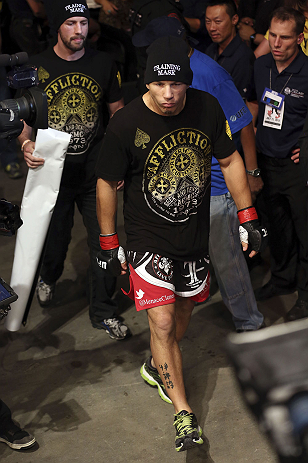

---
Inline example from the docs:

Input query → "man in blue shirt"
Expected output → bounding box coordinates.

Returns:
[132,16,264,332]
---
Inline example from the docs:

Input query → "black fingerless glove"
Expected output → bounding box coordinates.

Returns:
[238,206,268,253]
[96,232,125,277]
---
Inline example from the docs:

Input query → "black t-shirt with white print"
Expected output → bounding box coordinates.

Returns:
[96,88,235,260]
[31,46,122,188]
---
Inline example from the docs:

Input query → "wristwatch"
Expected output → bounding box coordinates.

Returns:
[246,168,261,177]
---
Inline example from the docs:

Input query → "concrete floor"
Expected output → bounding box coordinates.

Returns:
[0,157,296,463]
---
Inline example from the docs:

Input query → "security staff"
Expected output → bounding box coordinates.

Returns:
[250,6,308,321]
[205,0,255,99]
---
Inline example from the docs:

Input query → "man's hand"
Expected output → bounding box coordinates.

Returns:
[237,21,255,42]
[247,175,264,202]
[97,232,127,276]
[98,0,118,16]
[22,141,45,168]
[238,206,268,258]
[291,147,300,164]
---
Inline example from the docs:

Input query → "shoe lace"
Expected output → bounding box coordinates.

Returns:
[104,318,125,335]
[105,317,119,327]
[39,281,53,295]
[174,413,195,437]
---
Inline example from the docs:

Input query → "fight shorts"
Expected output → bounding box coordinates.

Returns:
[123,251,210,311]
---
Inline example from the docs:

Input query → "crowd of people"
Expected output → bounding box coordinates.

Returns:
[1,0,308,455]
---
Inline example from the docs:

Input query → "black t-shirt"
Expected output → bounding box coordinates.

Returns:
[31,46,122,188]
[96,88,235,260]
[205,34,255,99]
[252,51,308,158]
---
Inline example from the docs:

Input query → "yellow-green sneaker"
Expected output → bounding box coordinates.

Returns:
[140,356,172,404]
[174,410,203,452]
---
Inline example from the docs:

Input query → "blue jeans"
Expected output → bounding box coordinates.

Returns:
[41,185,118,322]
[209,193,264,330]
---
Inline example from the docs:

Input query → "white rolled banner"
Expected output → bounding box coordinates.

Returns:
[5,128,71,332]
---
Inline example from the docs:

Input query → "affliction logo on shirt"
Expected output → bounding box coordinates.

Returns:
[43,72,102,155]
[143,128,211,222]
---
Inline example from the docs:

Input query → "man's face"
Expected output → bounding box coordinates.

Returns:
[146,81,189,116]
[58,17,88,52]
[205,4,238,46]
[268,17,303,66]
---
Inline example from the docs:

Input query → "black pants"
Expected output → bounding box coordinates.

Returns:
[258,154,308,301]
[0,399,15,433]
[40,185,118,322]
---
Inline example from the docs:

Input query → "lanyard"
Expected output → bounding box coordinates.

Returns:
[270,68,293,93]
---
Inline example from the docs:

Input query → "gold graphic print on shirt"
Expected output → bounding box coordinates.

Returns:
[44,72,102,155]
[135,128,150,149]
[143,128,212,222]
[38,66,50,83]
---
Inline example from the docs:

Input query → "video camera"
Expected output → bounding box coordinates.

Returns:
[226,323,308,463]
[0,277,17,320]
[0,52,48,139]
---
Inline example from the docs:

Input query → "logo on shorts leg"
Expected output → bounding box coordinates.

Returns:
[138,294,174,307]
[136,289,145,300]
[152,255,173,282]
[183,261,205,289]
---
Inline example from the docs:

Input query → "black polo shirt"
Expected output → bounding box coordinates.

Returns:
[205,34,255,98]
[253,50,308,158]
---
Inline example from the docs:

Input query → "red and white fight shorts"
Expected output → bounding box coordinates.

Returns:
[122,251,210,311]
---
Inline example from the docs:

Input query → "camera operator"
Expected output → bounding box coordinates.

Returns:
[0,50,43,447]
[0,197,35,449]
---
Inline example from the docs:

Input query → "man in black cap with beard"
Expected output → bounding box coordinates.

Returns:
[95,35,268,451]
[18,0,131,340]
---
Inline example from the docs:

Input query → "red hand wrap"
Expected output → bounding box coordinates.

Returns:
[99,233,119,250]
[237,206,258,224]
